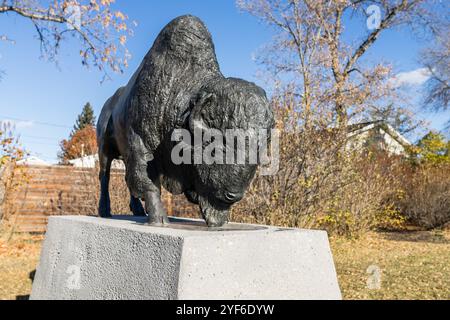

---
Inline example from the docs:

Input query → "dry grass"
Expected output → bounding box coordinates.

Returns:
[331,228,450,300]
[0,225,43,300]
[0,223,449,300]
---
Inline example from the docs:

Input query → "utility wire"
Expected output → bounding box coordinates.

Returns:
[0,115,72,129]
[19,141,60,146]
[21,135,60,141]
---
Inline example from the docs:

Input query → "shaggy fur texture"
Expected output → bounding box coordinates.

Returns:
[97,15,274,227]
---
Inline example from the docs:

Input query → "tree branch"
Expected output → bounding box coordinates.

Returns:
[344,0,413,76]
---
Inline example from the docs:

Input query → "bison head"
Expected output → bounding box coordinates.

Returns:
[187,77,274,227]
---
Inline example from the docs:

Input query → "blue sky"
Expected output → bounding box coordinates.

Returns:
[0,0,448,163]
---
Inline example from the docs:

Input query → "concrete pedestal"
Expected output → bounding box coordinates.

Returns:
[30,216,341,300]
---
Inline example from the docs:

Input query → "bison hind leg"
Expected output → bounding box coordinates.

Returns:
[98,154,112,218]
[130,196,146,216]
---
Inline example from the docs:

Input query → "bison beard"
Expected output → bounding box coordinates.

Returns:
[96,15,274,227]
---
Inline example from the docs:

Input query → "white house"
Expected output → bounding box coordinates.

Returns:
[68,154,125,170]
[17,156,51,167]
[347,121,412,156]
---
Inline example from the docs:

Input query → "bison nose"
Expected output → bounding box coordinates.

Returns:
[224,191,243,204]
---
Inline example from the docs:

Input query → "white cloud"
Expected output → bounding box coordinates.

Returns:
[389,68,431,88]
[0,119,34,129]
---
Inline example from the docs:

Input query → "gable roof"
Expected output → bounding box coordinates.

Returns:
[347,121,412,148]
[17,156,51,167]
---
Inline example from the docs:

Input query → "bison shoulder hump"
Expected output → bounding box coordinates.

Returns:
[150,15,219,70]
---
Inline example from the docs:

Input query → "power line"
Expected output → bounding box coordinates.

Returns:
[0,115,72,129]
[20,141,60,146]
[21,135,60,141]
[0,133,60,142]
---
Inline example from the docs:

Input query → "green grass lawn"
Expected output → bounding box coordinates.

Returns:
[0,225,449,300]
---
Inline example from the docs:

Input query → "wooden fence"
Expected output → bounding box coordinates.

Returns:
[1,165,198,233]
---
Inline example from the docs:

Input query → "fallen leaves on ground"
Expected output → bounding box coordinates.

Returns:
[330,229,450,300]
[0,227,43,300]
[0,225,449,300]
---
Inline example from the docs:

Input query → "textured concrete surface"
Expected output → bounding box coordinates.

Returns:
[31,216,342,300]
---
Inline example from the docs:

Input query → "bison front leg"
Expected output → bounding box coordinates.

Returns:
[126,129,169,225]
[144,189,169,225]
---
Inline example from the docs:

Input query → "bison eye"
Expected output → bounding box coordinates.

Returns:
[223,191,243,204]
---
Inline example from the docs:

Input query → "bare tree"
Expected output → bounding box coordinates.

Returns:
[422,28,450,112]
[232,0,443,235]
[237,0,435,129]
[0,0,133,80]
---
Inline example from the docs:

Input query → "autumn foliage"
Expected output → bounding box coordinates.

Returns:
[230,0,450,236]
[59,125,97,163]
[0,0,133,80]
[0,123,25,167]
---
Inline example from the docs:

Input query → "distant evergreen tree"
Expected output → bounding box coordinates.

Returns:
[59,103,97,163]
[73,102,96,135]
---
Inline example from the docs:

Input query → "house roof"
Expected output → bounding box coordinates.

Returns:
[17,156,51,167]
[347,121,412,148]
[68,154,125,169]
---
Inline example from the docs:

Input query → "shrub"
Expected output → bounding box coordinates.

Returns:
[375,204,406,231]
[0,123,26,221]
[398,164,450,229]
[231,95,405,237]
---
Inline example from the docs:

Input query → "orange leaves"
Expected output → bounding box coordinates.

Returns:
[119,35,126,45]
[115,11,126,21]
[3,1,134,79]
[0,123,25,166]
[59,125,97,162]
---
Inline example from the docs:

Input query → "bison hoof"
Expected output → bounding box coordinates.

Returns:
[130,198,146,217]
[148,215,170,226]
[98,208,112,218]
